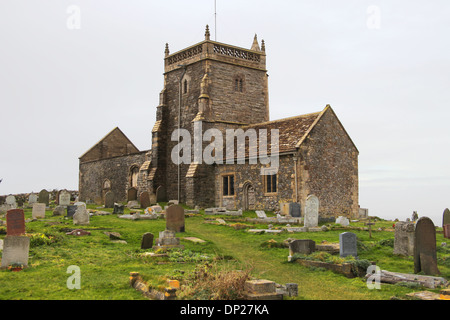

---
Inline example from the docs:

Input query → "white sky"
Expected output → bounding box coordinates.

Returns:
[0,0,449,226]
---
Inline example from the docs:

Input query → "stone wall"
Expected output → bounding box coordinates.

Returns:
[298,108,359,219]
[79,152,147,204]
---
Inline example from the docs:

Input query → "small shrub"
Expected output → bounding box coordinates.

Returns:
[27,232,62,247]
[378,239,394,248]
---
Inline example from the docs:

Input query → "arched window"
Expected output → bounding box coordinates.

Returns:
[130,167,139,188]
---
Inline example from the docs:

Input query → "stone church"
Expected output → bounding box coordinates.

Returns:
[79,26,359,220]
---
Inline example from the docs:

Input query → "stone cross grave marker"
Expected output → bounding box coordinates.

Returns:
[32,203,46,219]
[165,205,185,233]
[414,217,440,275]
[38,189,49,206]
[59,191,71,206]
[256,210,267,219]
[365,216,375,238]
[6,209,25,236]
[289,203,301,218]
[304,195,319,228]
[104,191,114,208]
[339,232,358,258]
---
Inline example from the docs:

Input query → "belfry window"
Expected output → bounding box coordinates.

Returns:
[234,76,244,92]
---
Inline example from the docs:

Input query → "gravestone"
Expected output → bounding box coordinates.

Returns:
[443,208,450,227]
[443,224,450,239]
[104,191,114,209]
[358,207,369,219]
[165,205,185,233]
[113,203,125,214]
[155,230,182,248]
[140,191,151,209]
[304,195,319,228]
[393,221,415,256]
[288,239,316,261]
[339,232,358,258]
[256,210,267,219]
[151,205,162,213]
[73,206,90,225]
[66,205,78,218]
[149,193,157,206]
[59,191,71,206]
[336,216,350,226]
[288,203,301,218]
[414,217,440,275]
[32,203,46,219]
[52,205,65,216]
[279,203,290,216]
[156,186,167,202]
[6,195,17,207]
[0,236,30,269]
[6,209,25,236]
[28,193,38,205]
[141,232,154,249]
[38,189,49,206]
[127,188,138,201]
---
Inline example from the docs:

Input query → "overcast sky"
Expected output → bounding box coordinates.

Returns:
[0,0,449,226]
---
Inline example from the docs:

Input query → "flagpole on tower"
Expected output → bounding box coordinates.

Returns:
[214,0,217,41]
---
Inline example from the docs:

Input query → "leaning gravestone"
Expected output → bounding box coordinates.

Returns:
[339,232,358,258]
[304,195,319,228]
[104,191,114,209]
[165,205,185,233]
[59,191,71,206]
[289,203,301,218]
[73,206,90,225]
[141,232,154,249]
[38,189,49,206]
[32,203,46,219]
[288,239,316,261]
[140,191,151,209]
[256,211,267,219]
[393,221,415,256]
[414,217,440,275]
[6,209,26,236]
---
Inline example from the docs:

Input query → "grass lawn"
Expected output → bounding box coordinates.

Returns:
[1,204,449,300]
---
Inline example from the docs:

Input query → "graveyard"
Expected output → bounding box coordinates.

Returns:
[0,197,449,300]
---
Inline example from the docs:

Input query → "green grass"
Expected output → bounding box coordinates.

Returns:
[0,206,449,300]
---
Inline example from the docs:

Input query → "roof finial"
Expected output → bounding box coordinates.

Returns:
[261,39,265,52]
[164,43,170,57]
[205,25,211,40]
[251,34,260,51]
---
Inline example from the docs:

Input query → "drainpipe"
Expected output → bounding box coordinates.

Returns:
[177,64,187,203]
[293,155,298,203]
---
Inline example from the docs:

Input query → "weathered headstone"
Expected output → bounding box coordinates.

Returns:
[73,206,90,225]
[140,191,151,209]
[28,193,38,206]
[0,236,30,269]
[59,191,71,206]
[6,209,25,236]
[67,205,77,218]
[113,203,125,214]
[151,205,162,213]
[289,203,301,218]
[166,205,185,232]
[155,230,182,248]
[339,232,358,258]
[127,188,138,201]
[38,189,49,206]
[256,210,267,219]
[414,217,440,275]
[288,239,316,261]
[141,232,154,249]
[104,191,114,209]
[393,221,415,256]
[149,193,157,206]
[32,203,46,219]
[444,224,450,240]
[336,216,350,226]
[358,207,369,219]
[52,205,66,216]
[304,195,319,228]
[5,195,17,208]
[443,208,450,227]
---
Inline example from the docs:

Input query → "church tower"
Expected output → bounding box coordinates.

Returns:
[148,26,269,206]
